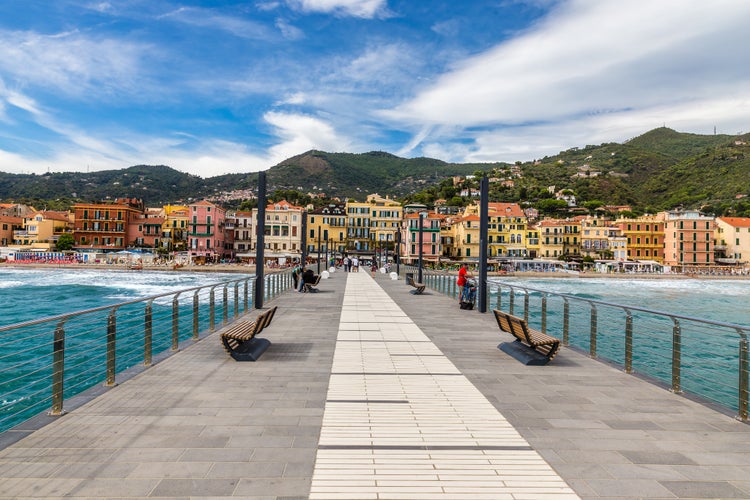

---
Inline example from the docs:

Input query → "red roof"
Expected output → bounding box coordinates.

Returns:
[718,217,750,228]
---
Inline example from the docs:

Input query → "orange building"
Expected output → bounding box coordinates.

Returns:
[72,198,145,251]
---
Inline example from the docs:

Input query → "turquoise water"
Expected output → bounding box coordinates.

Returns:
[490,277,750,328]
[0,267,249,327]
[0,267,255,433]
[485,276,750,416]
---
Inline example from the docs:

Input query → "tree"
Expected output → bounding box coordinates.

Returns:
[56,232,75,251]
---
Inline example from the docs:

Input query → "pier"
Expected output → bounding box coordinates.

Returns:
[1,270,750,499]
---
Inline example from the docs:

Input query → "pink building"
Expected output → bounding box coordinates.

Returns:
[188,200,228,262]
[400,212,443,264]
[661,210,715,271]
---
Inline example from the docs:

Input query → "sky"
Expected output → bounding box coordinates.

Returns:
[0,0,749,178]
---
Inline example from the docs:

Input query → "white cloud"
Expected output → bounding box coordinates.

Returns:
[386,0,750,160]
[0,29,148,99]
[160,7,276,40]
[0,110,354,177]
[285,0,389,18]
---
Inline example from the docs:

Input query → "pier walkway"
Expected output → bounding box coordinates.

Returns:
[1,270,750,499]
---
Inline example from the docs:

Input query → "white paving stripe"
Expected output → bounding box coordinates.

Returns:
[310,271,581,499]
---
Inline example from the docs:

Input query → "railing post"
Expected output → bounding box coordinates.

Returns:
[50,321,66,416]
[106,309,117,386]
[509,288,515,316]
[739,331,748,422]
[496,285,501,310]
[671,317,682,394]
[244,279,249,312]
[192,291,199,340]
[589,303,597,358]
[144,301,153,366]
[563,298,570,346]
[172,293,180,350]
[223,285,228,324]
[234,282,239,319]
[523,291,529,323]
[625,310,633,374]
[209,286,216,332]
[541,294,547,333]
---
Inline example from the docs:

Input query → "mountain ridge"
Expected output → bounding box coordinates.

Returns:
[1,128,748,215]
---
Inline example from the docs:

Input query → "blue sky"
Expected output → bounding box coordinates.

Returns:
[0,0,748,177]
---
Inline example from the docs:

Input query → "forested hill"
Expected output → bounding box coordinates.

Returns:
[1,127,749,215]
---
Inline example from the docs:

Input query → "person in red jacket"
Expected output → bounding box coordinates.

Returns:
[457,263,474,302]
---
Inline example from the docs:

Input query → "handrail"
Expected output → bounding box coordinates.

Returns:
[403,265,750,422]
[0,269,293,434]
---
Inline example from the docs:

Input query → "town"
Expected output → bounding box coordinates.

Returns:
[1,185,748,275]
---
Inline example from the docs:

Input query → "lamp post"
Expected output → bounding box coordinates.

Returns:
[316,226,321,274]
[418,212,425,283]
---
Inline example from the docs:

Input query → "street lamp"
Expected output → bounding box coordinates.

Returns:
[418,211,425,283]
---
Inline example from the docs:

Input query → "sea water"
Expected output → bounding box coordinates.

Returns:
[487,276,750,415]
[0,267,253,433]
[0,267,249,327]
[489,276,750,328]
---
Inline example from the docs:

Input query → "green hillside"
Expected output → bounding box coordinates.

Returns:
[1,128,749,215]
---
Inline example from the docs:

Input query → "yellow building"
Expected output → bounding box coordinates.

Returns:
[307,202,347,260]
[580,216,627,260]
[13,211,72,249]
[345,200,372,255]
[488,202,527,258]
[367,194,402,261]
[538,219,564,258]
[161,205,189,252]
[715,216,750,267]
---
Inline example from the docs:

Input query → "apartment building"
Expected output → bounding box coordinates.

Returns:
[580,217,627,260]
[307,202,346,259]
[715,216,750,266]
[662,210,715,270]
[345,200,372,255]
[368,194,402,261]
[72,198,144,251]
[615,215,665,263]
[187,200,227,262]
[402,212,443,264]
[13,211,72,249]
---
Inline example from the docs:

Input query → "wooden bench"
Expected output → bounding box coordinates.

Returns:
[302,275,321,293]
[220,306,277,361]
[493,309,560,364]
[406,275,426,294]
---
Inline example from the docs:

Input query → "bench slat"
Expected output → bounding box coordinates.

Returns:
[493,309,561,362]
[220,306,278,356]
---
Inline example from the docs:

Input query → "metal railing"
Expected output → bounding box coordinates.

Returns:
[0,270,293,434]
[402,266,750,422]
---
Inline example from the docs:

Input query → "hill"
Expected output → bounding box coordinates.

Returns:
[0,128,749,215]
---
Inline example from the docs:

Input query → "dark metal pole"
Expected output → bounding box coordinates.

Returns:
[396,229,401,276]
[317,226,321,274]
[254,171,266,309]
[418,213,424,283]
[301,211,307,265]
[478,176,489,313]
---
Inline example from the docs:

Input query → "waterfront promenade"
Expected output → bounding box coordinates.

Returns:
[1,270,750,499]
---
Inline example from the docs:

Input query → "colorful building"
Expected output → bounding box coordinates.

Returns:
[715,216,750,266]
[661,210,715,270]
[307,202,347,260]
[188,200,227,262]
[72,198,144,252]
[401,212,443,264]
[615,215,665,263]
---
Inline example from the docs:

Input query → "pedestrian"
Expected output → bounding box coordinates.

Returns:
[371,261,378,277]
[457,263,474,302]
